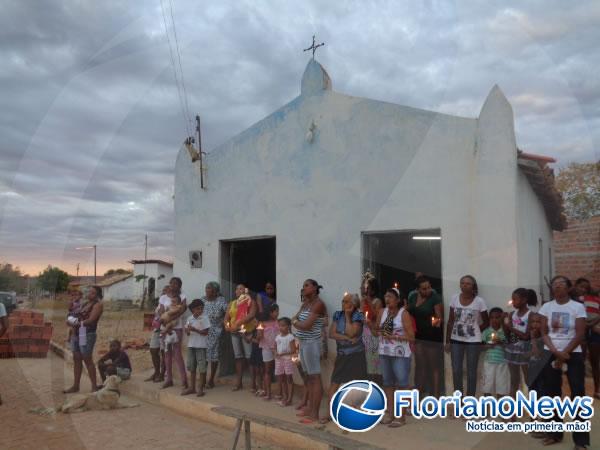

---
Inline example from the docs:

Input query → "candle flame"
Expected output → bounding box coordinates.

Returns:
[257,322,264,330]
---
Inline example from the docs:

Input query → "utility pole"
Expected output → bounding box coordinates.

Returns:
[141,234,148,309]
[196,115,205,189]
[76,263,80,278]
[93,245,97,284]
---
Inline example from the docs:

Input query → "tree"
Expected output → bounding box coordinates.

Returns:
[37,266,70,294]
[104,268,132,277]
[0,263,22,291]
[556,161,600,221]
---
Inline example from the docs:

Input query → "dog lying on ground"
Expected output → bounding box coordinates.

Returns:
[60,375,139,413]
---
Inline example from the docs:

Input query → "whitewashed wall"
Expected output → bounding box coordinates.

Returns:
[516,171,554,303]
[102,277,134,301]
[132,263,173,301]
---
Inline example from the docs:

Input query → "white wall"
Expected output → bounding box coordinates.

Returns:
[102,277,134,301]
[132,263,173,302]
[174,60,528,317]
[516,170,554,303]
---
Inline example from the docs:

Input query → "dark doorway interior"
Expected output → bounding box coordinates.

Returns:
[362,229,444,395]
[220,237,276,299]
[219,237,276,376]
[362,229,442,297]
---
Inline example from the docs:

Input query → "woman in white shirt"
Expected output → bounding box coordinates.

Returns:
[445,275,488,397]
[374,288,414,428]
[538,275,589,449]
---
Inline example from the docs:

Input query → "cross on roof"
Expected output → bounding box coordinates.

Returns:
[303,35,325,59]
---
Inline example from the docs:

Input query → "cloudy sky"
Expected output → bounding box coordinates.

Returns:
[1,0,598,276]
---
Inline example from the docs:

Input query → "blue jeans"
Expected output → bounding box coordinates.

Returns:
[70,332,97,357]
[380,355,411,387]
[450,340,480,396]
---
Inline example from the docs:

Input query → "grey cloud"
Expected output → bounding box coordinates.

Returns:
[0,0,598,273]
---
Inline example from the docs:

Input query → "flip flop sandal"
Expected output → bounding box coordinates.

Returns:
[380,414,393,425]
[388,419,405,428]
[299,417,316,424]
[542,437,562,446]
[530,432,546,439]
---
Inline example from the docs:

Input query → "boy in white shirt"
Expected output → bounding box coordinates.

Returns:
[182,299,210,397]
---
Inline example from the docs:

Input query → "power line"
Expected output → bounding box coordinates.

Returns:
[159,0,191,138]
[168,0,192,128]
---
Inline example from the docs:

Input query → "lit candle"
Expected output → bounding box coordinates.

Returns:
[431,316,436,325]
[344,291,349,297]
[240,324,246,333]
[365,311,369,320]
[394,282,398,289]
[491,332,496,343]
[507,299,513,307]
[291,355,299,363]
[257,322,264,331]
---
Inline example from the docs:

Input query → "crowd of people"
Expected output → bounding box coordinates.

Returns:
[61,273,599,449]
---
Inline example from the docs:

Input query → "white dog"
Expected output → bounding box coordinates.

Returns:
[60,375,139,413]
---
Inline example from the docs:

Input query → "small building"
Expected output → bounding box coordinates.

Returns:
[97,273,134,302]
[174,58,565,316]
[130,259,173,304]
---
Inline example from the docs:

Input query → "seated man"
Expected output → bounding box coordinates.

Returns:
[98,339,132,383]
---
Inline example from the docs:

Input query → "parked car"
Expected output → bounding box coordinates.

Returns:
[0,291,17,315]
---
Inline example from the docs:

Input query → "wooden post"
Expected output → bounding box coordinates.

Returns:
[230,418,242,450]
[243,419,251,450]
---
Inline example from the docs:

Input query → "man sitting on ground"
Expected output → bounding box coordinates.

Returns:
[97,339,132,383]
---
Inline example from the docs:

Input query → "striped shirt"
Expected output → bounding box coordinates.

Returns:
[295,308,324,341]
[482,327,506,364]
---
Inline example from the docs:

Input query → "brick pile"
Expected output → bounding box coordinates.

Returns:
[0,310,53,358]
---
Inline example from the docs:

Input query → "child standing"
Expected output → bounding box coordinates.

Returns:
[258,304,279,401]
[248,330,264,395]
[526,313,545,394]
[481,307,509,397]
[182,299,210,397]
[275,317,297,406]
[504,288,537,395]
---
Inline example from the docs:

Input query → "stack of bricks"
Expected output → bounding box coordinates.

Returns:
[0,310,53,358]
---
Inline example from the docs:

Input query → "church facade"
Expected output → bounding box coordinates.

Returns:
[174,58,564,321]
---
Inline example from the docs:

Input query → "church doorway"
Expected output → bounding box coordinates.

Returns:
[362,229,444,394]
[361,229,442,296]
[220,236,276,300]
[219,236,276,376]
